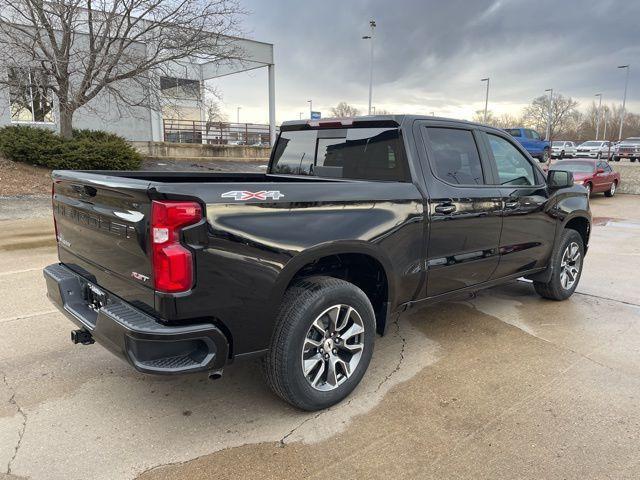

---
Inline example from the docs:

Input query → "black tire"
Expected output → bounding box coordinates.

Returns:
[605,181,617,197]
[534,229,584,301]
[613,156,620,162]
[559,150,565,159]
[596,152,602,159]
[264,276,376,411]
[584,182,592,197]
[631,158,637,163]
[541,148,550,163]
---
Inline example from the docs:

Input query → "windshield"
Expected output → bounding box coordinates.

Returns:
[550,162,594,173]
[271,127,409,181]
[621,138,640,144]
[580,141,601,147]
[552,141,566,146]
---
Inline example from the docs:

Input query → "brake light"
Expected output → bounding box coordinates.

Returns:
[52,182,58,241]
[151,200,202,293]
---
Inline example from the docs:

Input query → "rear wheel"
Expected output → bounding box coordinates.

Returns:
[534,229,584,301]
[264,276,375,411]
[605,181,617,197]
[541,148,550,163]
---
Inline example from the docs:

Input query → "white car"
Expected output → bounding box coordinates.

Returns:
[551,141,577,158]
[576,140,614,159]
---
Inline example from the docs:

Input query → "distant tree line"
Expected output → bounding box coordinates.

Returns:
[473,94,640,142]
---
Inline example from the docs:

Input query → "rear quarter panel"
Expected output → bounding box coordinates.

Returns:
[153,181,425,356]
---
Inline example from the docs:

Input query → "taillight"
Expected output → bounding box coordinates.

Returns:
[52,182,58,241]
[151,200,202,293]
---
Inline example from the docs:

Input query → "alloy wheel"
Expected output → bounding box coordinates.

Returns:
[560,242,581,290]
[301,304,365,391]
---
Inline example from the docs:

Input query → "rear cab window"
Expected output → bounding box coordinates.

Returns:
[270,127,409,181]
[504,128,521,137]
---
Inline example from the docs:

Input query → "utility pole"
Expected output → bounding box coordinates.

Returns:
[307,100,312,119]
[362,20,376,115]
[617,65,630,141]
[603,109,608,140]
[236,106,241,124]
[299,112,303,120]
[545,88,553,141]
[595,93,602,140]
[481,78,490,123]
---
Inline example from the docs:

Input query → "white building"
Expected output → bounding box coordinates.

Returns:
[0,27,276,144]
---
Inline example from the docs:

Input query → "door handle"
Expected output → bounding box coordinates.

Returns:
[434,204,456,215]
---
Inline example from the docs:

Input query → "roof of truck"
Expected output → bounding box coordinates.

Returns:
[280,114,493,131]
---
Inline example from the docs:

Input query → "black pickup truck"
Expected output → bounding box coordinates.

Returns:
[44,115,590,410]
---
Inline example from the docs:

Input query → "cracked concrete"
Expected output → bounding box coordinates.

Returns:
[1,195,640,480]
[2,375,26,476]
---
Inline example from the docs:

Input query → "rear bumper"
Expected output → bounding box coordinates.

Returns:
[44,263,229,375]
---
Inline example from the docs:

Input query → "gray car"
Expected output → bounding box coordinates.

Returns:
[613,137,640,162]
[576,140,613,159]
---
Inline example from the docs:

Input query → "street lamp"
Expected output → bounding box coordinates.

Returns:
[545,88,553,141]
[307,99,312,119]
[299,112,303,120]
[362,19,376,115]
[236,106,241,124]
[594,93,602,140]
[481,78,490,123]
[430,111,435,116]
[617,65,630,141]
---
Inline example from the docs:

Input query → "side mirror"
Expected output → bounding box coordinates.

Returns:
[596,168,605,174]
[547,170,574,189]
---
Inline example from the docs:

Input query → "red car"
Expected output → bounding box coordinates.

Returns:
[550,159,620,197]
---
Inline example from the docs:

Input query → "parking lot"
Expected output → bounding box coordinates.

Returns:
[1,193,639,480]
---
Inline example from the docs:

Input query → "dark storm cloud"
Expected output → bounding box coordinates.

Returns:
[236,0,639,119]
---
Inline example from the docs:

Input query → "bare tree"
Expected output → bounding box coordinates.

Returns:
[0,0,244,138]
[330,101,360,118]
[471,110,522,129]
[522,93,580,139]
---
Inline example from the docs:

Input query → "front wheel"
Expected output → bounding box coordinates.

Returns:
[584,182,592,196]
[264,276,376,411]
[534,229,584,300]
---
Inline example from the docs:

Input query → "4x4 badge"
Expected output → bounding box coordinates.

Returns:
[221,190,285,201]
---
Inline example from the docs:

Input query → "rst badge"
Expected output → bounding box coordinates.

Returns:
[221,190,285,201]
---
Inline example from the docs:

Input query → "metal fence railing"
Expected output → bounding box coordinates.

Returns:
[162,119,276,146]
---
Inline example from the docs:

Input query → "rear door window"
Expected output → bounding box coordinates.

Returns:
[271,128,409,181]
[424,127,484,185]
[505,129,521,137]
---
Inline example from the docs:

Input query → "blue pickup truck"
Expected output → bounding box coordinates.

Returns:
[504,128,550,162]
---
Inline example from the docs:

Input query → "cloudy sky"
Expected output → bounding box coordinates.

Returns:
[212,0,639,124]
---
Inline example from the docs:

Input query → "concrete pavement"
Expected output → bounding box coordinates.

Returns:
[1,194,639,480]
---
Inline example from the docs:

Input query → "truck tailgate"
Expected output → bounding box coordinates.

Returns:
[52,171,155,307]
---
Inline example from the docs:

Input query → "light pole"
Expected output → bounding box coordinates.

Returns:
[362,19,376,115]
[545,88,553,141]
[307,99,312,119]
[617,65,630,141]
[481,78,490,123]
[299,112,303,120]
[236,106,241,124]
[594,93,602,140]
[430,111,435,116]
[603,109,608,140]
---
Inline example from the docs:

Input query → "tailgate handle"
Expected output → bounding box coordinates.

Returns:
[71,184,97,198]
